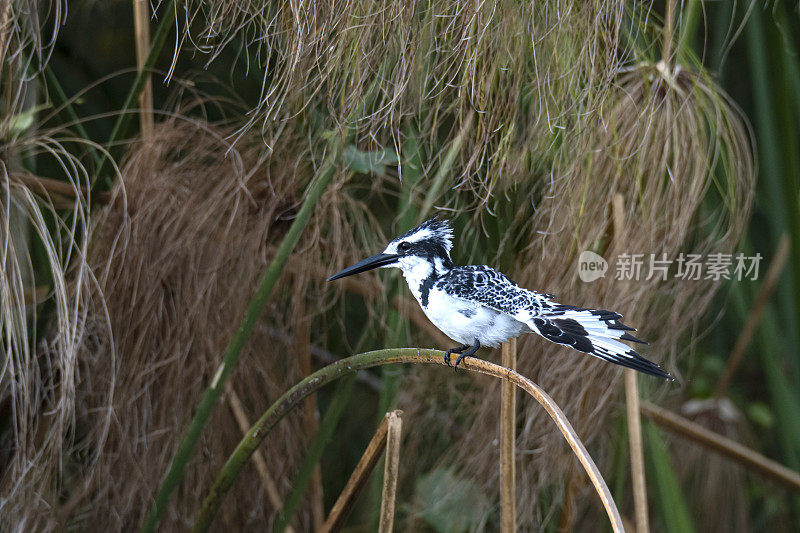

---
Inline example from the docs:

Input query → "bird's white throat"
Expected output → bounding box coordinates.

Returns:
[397,256,448,303]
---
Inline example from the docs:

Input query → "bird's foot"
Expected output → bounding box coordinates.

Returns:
[443,344,469,368]
[453,340,480,372]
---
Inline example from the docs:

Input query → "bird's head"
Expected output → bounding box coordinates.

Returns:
[328,217,455,281]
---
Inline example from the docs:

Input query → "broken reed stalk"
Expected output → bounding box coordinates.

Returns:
[612,198,649,530]
[714,233,791,399]
[190,349,624,533]
[225,384,294,533]
[624,370,649,533]
[500,339,517,533]
[132,0,154,137]
[141,144,342,533]
[641,401,800,493]
[320,413,395,533]
[378,411,403,533]
[613,193,650,533]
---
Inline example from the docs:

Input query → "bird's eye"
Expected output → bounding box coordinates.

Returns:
[398,242,411,252]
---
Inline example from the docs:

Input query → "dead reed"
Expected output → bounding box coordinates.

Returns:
[63,119,316,529]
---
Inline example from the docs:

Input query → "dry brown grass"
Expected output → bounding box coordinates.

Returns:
[55,119,301,529]
[0,4,118,519]
[0,157,102,530]
[1,1,65,119]
[43,112,393,529]
[172,0,626,200]
[1,1,756,530]
[0,64,110,528]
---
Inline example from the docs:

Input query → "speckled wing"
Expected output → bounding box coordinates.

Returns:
[433,265,554,317]
[434,266,672,380]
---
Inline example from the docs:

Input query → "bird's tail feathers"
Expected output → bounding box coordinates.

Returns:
[528,305,672,380]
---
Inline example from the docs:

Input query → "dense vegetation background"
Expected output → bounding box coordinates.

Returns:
[1,0,798,531]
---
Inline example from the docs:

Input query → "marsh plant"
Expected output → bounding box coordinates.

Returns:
[7,0,798,531]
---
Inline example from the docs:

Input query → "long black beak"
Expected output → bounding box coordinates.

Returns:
[328,253,400,281]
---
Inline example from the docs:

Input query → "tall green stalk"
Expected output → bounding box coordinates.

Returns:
[646,423,695,533]
[744,10,800,520]
[745,2,799,348]
[140,145,343,533]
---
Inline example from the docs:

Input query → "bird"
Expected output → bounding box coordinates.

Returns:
[328,217,672,380]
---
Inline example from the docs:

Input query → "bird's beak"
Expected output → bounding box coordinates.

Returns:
[327,252,400,281]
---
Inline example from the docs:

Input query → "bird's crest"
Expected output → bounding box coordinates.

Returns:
[396,217,454,254]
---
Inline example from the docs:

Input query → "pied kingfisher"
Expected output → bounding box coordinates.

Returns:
[328,218,672,380]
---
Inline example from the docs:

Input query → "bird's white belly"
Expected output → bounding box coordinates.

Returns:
[420,287,529,347]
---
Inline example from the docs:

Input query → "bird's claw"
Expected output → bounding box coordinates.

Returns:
[452,340,479,372]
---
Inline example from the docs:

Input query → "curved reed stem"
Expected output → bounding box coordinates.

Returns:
[191,349,624,532]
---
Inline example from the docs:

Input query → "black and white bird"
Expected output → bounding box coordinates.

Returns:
[328,218,672,380]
